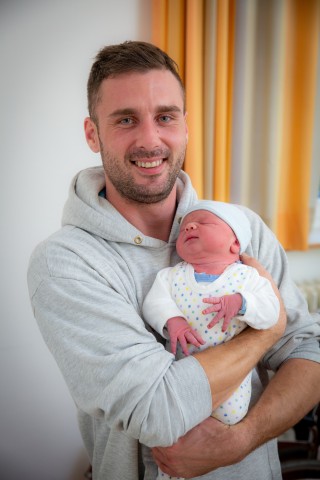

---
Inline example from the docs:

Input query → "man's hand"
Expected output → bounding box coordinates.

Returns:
[167,316,205,356]
[152,416,249,478]
[153,358,320,478]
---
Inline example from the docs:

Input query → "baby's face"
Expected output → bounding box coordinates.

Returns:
[176,210,239,263]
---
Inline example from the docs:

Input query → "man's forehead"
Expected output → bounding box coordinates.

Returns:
[98,69,185,107]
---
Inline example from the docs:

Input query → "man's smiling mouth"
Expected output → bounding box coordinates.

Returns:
[127,147,170,169]
[135,159,163,168]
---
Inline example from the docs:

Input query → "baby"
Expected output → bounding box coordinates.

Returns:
[142,201,280,479]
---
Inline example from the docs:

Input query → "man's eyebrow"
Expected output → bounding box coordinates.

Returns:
[108,105,183,118]
[108,108,137,118]
[155,105,183,113]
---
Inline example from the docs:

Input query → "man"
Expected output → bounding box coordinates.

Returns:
[28,41,320,479]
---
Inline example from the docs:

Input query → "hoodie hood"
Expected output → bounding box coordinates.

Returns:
[62,166,198,245]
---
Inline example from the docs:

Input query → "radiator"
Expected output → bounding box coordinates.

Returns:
[297,281,320,313]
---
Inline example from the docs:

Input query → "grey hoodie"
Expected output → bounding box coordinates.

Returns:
[28,166,320,480]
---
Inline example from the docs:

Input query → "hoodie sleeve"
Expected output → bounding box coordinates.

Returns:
[27,238,212,448]
[142,267,186,338]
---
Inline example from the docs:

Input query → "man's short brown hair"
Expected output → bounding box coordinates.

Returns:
[87,41,185,122]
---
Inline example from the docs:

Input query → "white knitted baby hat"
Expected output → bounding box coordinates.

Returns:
[181,200,252,253]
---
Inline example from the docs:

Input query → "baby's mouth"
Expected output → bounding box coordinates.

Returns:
[185,234,198,242]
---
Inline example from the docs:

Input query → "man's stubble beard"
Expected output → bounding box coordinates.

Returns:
[100,142,187,205]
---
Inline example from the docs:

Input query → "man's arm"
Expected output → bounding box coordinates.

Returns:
[152,358,320,478]
[242,357,320,447]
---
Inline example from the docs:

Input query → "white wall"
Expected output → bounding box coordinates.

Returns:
[0,1,151,479]
[287,249,320,284]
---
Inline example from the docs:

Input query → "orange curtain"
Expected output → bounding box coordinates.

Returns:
[213,0,235,200]
[183,0,205,197]
[152,0,235,200]
[275,0,320,250]
[152,0,320,250]
[152,0,185,76]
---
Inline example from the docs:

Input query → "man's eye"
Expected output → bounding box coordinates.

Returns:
[159,115,171,123]
[119,118,134,125]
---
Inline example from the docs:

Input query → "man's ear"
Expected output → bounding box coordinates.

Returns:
[84,117,100,153]
[230,238,240,254]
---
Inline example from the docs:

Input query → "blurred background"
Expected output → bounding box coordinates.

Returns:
[0,1,319,479]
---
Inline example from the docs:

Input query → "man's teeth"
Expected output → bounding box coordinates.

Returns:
[135,159,163,168]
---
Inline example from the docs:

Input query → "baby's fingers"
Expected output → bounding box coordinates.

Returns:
[221,317,232,332]
[178,334,190,356]
[188,330,206,347]
[170,336,178,355]
[202,297,222,315]
[203,297,221,305]
[207,310,224,329]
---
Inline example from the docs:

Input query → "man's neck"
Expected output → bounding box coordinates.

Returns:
[105,182,178,241]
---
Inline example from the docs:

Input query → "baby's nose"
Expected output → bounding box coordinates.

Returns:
[185,222,197,232]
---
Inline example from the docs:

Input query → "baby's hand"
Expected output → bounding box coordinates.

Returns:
[202,294,243,332]
[167,316,206,356]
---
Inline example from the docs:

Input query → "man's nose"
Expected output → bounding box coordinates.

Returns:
[135,119,161,150]
[185,222,197,232]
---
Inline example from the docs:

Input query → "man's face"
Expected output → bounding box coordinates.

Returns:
[85,69,188,204]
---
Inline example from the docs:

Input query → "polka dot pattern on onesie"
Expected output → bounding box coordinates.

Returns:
[171,262,247,357]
